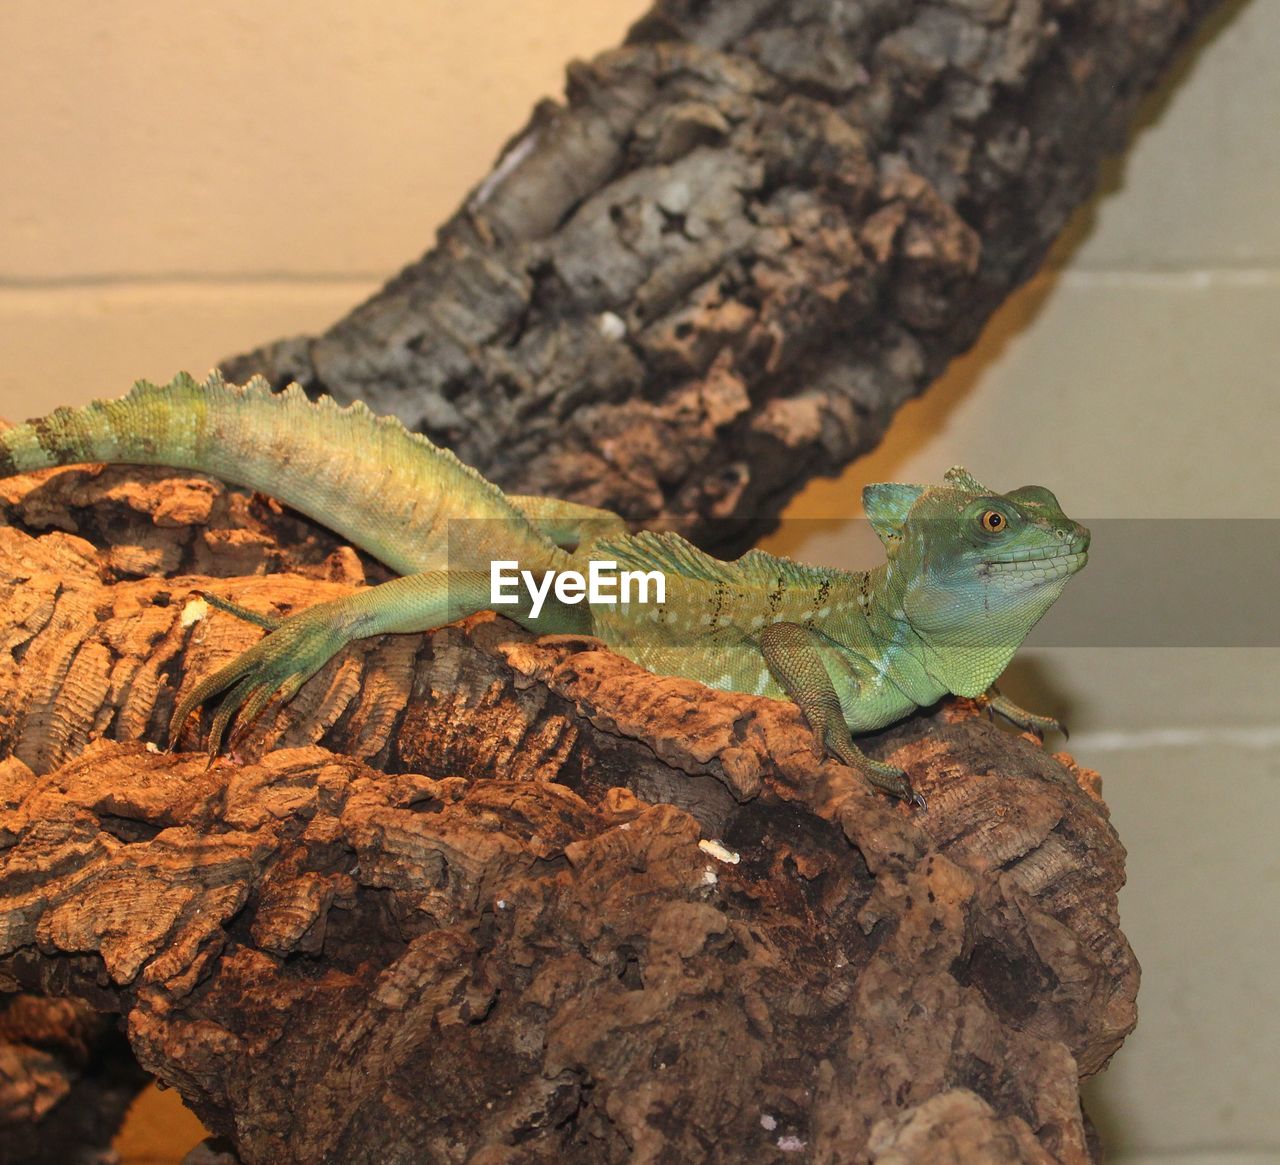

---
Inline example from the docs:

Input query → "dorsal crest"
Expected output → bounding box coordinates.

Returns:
[592,530,840,589]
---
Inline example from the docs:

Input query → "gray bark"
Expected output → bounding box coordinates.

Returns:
[226,0,1224,552]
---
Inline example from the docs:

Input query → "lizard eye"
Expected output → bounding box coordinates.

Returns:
[979,509,1006,533]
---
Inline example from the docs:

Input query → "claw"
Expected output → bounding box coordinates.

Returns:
[825,731,921,807]
[192,673,255,758]
[885,772,926,811]
[859,755,919,807]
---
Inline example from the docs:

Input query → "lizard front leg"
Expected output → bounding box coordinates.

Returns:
[759,622,924,808]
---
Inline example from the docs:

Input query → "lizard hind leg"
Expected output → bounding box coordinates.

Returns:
[169,570,497,754]
[759,621,924,808]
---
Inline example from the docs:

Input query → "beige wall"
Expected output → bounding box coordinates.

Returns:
[0,0,642,413]
[3,3,1277,1162]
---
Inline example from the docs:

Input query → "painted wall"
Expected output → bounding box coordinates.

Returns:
[2,3,1276,1162]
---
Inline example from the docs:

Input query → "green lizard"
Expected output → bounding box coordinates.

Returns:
[0,372,1089,806]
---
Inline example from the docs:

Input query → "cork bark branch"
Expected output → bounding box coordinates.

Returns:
[1,0,1233,1160]
[0,467,1133,1164]
[228,0,1223,552]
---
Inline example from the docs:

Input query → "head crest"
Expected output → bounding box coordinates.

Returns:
[943,467,988,493]
[862,482,924,549]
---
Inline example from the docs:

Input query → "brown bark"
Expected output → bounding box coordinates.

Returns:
[0,466,1134,1164]
[225,0,1223,553]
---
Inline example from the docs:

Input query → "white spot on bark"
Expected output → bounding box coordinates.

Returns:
[180,596,209,626]
[657,179,691,214]
[598,311,627,340]
[698,838,740,864]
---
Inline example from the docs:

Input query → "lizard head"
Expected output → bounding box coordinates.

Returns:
[862,467,1089,695]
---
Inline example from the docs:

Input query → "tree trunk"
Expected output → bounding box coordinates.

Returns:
[0,465,1131,1163]
[2,0,1231,1160]
[226,0,1221,552]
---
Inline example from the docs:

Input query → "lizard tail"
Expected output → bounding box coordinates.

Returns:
[0,371,564,577]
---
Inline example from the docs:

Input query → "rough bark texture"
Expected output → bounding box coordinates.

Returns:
[1,466,1133,1164]
[226,0,1221,553]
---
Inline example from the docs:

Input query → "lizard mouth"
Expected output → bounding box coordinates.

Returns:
[983,548,1088,582]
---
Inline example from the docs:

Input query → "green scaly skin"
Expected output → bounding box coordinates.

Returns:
[0,374,1090,806]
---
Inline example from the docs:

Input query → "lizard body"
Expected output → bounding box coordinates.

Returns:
[0,373,1090,804]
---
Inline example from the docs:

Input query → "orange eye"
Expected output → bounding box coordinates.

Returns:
[980,510,1005,533]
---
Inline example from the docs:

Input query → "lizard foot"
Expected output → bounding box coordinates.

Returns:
[860,754,926,810]
[827,732,925,809]
[756,621,926,809]
[981,686,1068,742]
[169,600,352,755]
